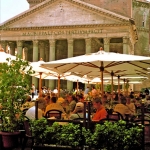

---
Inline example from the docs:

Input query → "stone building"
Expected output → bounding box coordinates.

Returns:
[0,0,149,91]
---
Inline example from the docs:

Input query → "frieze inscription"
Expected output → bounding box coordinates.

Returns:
[22,29,103,36]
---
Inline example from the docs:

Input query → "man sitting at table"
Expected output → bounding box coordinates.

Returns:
[44,96,65,116]
[92,97,107,121]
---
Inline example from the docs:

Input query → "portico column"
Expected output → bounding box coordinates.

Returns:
[67,39,74,91]
[123,37,129,54]
[85,38,92,54]
[33,40,39,61]
[39,41,46,87]
[1,41,7,52]
[104,37,110,52]
[9,42,15,56]
[49,40,56,90]
[17,41,23,57]
[24,47,28,60]
[45,43,49,88]
[39,41,45,61]
[45,43,49,62]
[32,40,39,90]
[85,38,92,89]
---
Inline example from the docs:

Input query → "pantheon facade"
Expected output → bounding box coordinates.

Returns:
[0,0,149,91]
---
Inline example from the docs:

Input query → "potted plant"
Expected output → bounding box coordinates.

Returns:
[30,118,82,150]
[82,120,143,150]
[0,56,34,148]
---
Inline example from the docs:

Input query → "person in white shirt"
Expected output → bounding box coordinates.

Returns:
[53,87,58,95]
[21,95,35,111]
[25,97,46,120]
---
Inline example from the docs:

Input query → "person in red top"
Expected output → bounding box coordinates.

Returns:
[92,97,107,121]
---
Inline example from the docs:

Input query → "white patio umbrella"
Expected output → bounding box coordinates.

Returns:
[30,63,82,97]
[29,59,56,97]
[64,74,85,91]
[31,71,63,97]
[0,51,16,63]
[40,50,150,97]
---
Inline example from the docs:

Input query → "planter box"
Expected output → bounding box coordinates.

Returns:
[0,131,20,149]
[33,144,141,150]
[33,144,83,150]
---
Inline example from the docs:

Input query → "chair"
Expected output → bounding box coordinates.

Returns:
[22,116,34,150]
[108,111,124,120]
[106,108,113,115]
[22,108,29,115]
[45,109,62,119]
[132,114,150,121]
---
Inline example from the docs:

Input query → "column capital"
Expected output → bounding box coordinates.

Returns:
[85,38,92,46]
[33,40,39,46]
[39,41,45,47]
[49,39,56,45]
[104,37,110,45]
[67,39,74,45]
[123,37,129,44]
[17,40,23,47]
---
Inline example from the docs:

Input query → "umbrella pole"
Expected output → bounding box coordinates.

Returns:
[111,71,114,94]
[100,61,104,98]
[77,80,79,93]
[118,75,120,102]
[126,80,129,96]
[123,79,126,95]
[58,75,60,97]
[118,75,120,96]
[39,72,42,97]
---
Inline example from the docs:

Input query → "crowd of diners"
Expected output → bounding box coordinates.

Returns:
[21,85,150,121]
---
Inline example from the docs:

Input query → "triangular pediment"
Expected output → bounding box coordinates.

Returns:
[0,0,130,28]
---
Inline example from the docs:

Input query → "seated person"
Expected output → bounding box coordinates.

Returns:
[92,97,107,121]
[21,95,35,110]
[114,96,133,118]
[69,102,84,120]
[44,95,51,106]
[25,97,46,120]
[67,94,77,113]
[126,96,136,115]
[44,96,65,116]
[57,97,70,114]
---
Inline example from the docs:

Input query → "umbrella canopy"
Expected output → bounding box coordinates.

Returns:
[0,51,16,63]
[41,50,150,97]
[41,51,150,74]
[30,62,83,96]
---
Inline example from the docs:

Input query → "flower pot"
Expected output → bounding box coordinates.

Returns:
[0,131,20,148]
